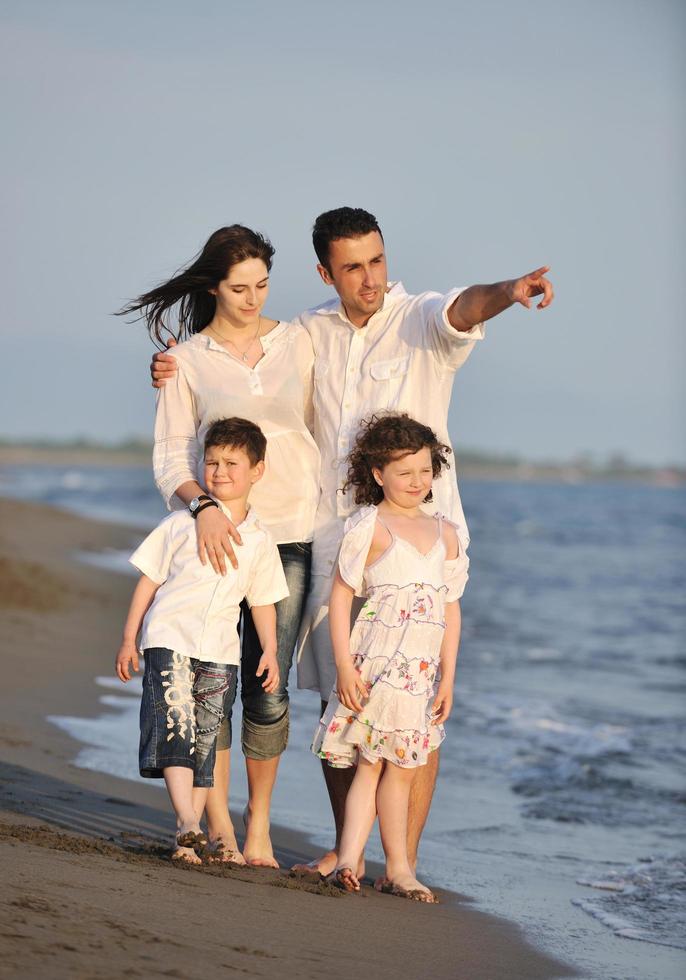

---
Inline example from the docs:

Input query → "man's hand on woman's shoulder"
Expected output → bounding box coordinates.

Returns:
[151,337,178,388]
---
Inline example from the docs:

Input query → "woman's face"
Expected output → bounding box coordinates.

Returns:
[212,257,270,325]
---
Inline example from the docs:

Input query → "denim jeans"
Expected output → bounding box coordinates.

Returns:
[139,648,238,788]
[216,541,311,760]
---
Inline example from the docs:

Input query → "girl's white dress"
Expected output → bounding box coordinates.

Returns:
[312,506,467,769]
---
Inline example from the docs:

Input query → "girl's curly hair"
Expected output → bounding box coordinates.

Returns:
[343,413,452,506]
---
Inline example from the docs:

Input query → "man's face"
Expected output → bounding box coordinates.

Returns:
[317,231,387,326]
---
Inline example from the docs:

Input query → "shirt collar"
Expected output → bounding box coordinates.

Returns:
[216,502,259,530]
[312,281,408,321]
[192,321,287,355]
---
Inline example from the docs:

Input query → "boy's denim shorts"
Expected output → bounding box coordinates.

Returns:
[139,648,238,788]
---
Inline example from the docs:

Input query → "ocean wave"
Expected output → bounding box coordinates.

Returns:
[573,855,686,949]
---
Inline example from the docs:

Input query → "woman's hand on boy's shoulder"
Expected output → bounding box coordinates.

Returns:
[195,505,241,573]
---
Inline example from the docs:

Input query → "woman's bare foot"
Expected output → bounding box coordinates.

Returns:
[242,805,279,868]
[330,866,360,893]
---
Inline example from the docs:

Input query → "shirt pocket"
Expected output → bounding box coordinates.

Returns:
[369,355,410,409]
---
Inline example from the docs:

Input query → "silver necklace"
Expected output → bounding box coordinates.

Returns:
[209,317,261,361]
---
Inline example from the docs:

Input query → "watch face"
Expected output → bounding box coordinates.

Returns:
[189,497,201,512]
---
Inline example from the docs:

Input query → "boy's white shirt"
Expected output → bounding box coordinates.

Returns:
[129,502,289,665]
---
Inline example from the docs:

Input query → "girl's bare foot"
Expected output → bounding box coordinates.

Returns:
[242,805,279,868]
[382,872,438,903]
[330,866,360,893]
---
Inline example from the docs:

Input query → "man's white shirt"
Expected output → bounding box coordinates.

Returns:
[295,281,485,580]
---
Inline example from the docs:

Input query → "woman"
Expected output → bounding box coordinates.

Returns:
[119,225,319,867]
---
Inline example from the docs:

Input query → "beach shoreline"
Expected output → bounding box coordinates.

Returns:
[0,498,573,980]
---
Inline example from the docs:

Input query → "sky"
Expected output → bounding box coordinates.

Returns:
[1,0,684,464]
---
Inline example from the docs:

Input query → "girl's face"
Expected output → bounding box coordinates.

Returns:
[373,447,434,508]
[211,257,270,325]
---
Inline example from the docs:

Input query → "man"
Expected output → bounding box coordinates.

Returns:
[152,207,554,878]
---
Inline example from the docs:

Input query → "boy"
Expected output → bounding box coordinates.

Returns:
[115,417,289,864]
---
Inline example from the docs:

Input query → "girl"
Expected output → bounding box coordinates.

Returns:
[118,226,319,868]
[312,413,467,902]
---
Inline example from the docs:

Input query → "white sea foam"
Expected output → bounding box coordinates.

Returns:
[74,548,139,576]
[573,857,686,950]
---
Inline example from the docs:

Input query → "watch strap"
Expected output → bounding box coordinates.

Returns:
[191,499,219,520]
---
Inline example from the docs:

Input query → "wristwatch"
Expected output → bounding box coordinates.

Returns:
[189,494,218,519]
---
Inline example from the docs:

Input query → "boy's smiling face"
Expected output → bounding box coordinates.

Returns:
[203,443,264,503]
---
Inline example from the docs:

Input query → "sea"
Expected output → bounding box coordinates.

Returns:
[2,462,684,980]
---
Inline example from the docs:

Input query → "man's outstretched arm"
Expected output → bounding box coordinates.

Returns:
[448,265,554,332]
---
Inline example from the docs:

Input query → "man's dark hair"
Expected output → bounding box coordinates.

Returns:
[312,207,383,270]
[204,417,267,466]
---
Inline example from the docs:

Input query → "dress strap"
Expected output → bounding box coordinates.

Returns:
[375,513,395,546]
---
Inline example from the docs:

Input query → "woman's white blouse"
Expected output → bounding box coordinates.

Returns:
[153,322,320,544]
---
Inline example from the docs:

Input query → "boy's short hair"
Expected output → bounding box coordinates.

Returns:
[312,207,383,270]
[204,417,267,466]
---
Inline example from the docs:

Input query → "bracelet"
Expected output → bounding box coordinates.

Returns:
[191,500,220,520]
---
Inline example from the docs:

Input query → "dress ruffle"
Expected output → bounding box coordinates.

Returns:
[336,505,377,597]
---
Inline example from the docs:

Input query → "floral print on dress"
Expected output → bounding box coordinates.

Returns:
[312,510,455,770]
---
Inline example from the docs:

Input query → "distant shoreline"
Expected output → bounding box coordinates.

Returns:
[1,441,683,487]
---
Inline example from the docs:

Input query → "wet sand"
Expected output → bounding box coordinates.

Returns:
[0,498,574,979]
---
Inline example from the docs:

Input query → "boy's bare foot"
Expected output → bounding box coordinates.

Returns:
[379,873,438,903]
[242,805,279,868]
[330,866,360,893]
[290,851,365,879]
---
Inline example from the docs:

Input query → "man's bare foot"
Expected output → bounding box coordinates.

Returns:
[290,849,338,877]
[330,866,360,893]
[379,873,438,903]
[242,805,279,869]
[290,850,366,879]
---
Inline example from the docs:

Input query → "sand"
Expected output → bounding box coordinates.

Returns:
[0,498,574,979]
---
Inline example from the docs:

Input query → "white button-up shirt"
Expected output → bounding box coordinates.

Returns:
[152,323,320,544]
[296,282,484,578]
[130,505,289,665]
